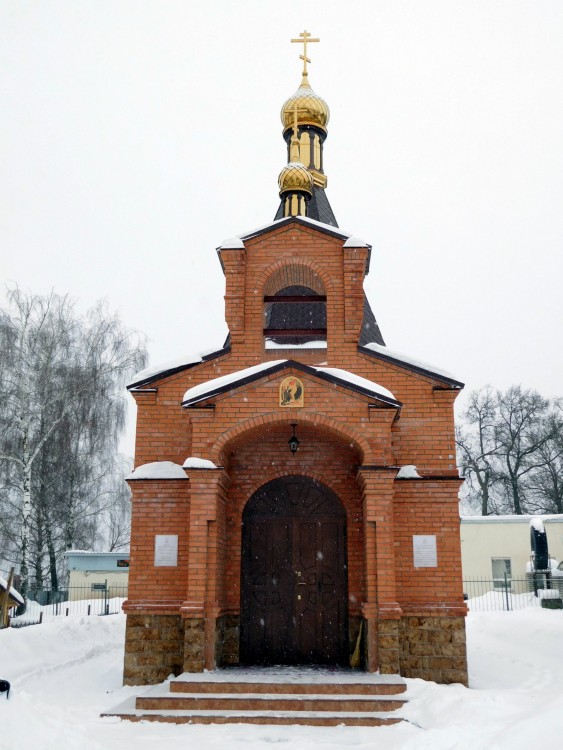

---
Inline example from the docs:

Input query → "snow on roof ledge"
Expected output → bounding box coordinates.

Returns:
[396,464,422,479]
[314,367,396,402]
[183,360,286,404]
[361,342,461,384]
[218,237,245,249]
[130,353,203,386]
[236,215,357,243]
[182,360,400,407]
[343,236,370,248]
[291,215,356,238]
[183,456,218,470]
[128,343,228,387]
[265,339,326,350]
[127,461,188,480]
[0,575,24,605]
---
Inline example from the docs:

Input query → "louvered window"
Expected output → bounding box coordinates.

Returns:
[264,285,327,346]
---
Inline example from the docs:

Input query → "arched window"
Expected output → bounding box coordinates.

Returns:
[263,266,327,348]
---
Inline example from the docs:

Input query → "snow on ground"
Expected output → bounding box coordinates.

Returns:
[11,596,126,625]
[1,607,563,749]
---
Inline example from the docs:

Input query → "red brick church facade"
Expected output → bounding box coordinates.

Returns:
[123,40,468,686]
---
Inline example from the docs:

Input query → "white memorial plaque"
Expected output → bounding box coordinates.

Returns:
[413,535,437,568]
[154,534,178,567]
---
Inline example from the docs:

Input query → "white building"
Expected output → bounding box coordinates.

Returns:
[460,515,563,584]
[65,551,129,601]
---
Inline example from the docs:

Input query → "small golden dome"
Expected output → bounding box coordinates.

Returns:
[281,74,330,133]
[278,162,314,196]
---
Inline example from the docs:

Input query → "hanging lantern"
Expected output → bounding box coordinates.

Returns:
[288,423,300,454]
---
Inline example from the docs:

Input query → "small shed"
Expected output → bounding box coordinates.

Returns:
[65,551,130,601]
[0,574,24,627]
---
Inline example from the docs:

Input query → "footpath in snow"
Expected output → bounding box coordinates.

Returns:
[1,607,563,749]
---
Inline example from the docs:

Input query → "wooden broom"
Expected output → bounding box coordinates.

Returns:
[350,620,363,668]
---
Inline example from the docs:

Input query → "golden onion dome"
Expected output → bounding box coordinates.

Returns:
[281,74,330,133]
[278,162,314,196]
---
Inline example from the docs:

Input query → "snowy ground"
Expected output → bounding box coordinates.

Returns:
[10,596,126,625]
[1,607,563,749]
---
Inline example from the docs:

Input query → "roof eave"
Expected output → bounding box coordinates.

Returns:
[182,360,290,407]
[240,216,353,244]
[215,216,372,274]
[358,345,464,389]
[182,359,402,409]
[127,346,231,390]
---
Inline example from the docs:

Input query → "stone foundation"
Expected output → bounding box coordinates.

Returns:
[377,619,400,674]
[399,616,468,685]
[215,614,240,666]
[183,618,205,671]
[124,612,467,686]
[124,614,184,685]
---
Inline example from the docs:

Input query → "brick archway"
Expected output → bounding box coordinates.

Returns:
[263,264,327,296]
[257,257,334,298]
[210,411,373,467]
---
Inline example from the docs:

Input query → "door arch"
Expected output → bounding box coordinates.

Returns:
[240,475,348,666]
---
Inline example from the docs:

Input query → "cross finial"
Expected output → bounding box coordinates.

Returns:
[291,30,320,78]
[290,105,301,161]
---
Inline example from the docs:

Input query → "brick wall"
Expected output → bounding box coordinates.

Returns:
[125,479,190,607]
[393,478,466,612]
[124,219,467,685]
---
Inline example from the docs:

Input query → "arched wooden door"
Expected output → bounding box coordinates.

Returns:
[240,476,348,666]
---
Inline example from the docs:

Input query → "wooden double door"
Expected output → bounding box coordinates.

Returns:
[240,476,348,666]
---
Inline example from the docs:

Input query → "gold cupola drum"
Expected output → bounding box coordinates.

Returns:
[280,77,330,134]
[274,31,337,226]
[278,161,314,217]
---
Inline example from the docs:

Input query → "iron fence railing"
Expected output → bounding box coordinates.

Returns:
[6,577,562,625]
[8,582,128,627]
[464,574,563,611]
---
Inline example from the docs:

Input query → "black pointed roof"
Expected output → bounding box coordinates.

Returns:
[275,186,338,228]
[360,295,385,347]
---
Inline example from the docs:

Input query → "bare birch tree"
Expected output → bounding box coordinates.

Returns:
[0,288,146,606]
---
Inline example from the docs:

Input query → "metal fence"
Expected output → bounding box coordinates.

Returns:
[9,582,128,627]
[7,578,562,625]
[464,574,563,611]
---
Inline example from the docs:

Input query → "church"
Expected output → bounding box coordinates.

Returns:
[123,32,468,688]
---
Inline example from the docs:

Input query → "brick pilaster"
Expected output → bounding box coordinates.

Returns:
[180,468,230,672]
[357,466,402,673]
[343,246,368,342]
[219,247,246,343]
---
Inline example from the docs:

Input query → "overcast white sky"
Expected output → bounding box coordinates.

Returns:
[2,1,562,455]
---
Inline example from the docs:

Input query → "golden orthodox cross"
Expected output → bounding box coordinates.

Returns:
[291,30,320,76]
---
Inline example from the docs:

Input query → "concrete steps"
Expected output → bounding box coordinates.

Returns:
[103,668,407,726]
[170,679,404,695]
